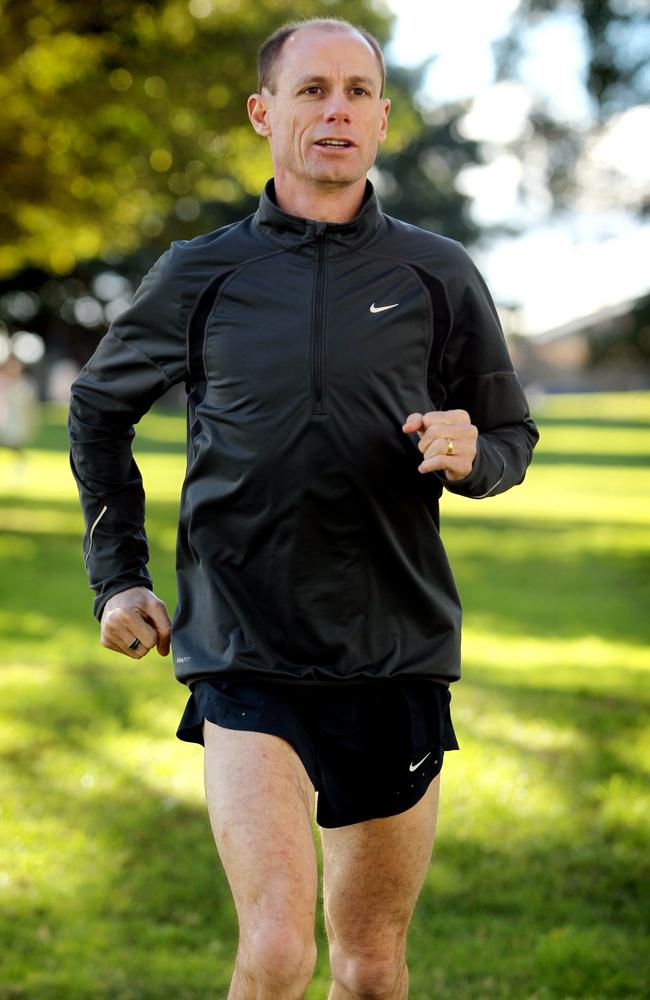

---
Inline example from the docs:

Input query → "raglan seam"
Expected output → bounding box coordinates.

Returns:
[190,249,289,415]
[95,331,174,386]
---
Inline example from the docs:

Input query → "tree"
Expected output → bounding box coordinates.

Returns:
[0,0,413,277]
[1,2,487,376]
[493,0,650,215]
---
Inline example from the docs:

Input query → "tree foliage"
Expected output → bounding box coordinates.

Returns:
[0,0,489,378]
[0,0,428,277]
[494,0,650,214]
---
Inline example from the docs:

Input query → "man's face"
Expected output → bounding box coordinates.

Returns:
[249,28,390,192]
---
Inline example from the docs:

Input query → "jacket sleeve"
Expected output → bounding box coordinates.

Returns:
[68,245,188,621]
[433,244,539,499]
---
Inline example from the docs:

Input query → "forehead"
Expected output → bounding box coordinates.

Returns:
[274,28,382,89]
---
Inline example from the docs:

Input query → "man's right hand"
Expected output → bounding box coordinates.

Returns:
[100,587,172,659]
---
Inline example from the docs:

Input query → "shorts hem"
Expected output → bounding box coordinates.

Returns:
[316,756,446,828]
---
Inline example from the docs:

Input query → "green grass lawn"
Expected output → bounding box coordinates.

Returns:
[1,392,649,999]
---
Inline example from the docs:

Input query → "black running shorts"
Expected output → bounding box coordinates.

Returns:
[176,676,459,828]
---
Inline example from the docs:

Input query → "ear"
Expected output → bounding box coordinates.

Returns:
[378,97,391,144]
[248,92,272,137]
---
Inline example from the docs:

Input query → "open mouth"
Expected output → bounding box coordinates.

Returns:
[314,139,354,148]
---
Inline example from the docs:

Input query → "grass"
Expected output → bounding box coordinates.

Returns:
[1,391,649,999]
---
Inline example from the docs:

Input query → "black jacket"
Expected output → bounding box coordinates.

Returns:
[68,177,539,688]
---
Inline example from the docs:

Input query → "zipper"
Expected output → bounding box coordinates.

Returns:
[311,224,327,414]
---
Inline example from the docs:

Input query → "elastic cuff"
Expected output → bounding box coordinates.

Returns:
[435,439,505,499]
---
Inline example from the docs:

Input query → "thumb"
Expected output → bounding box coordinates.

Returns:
[402,412,424,433]
[142,594,172,656]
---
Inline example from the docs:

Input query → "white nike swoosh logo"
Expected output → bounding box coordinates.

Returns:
[409,752,432,772]
[370,302,399,313]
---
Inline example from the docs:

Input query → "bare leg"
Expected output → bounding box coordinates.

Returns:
[203,719,319,999]
[322,774,441,999]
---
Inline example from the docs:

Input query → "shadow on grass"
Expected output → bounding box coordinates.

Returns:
[1,557,649,992]
[441,514,650,647]
[534,416,650,431]
[461,671,649,787]
[2,656,649,998]
[2,402,649,995]
[0,658,331,999]
[530,451,650,467]
[1,503,649,653]
[404,667,650,998]
[2,749,237,997]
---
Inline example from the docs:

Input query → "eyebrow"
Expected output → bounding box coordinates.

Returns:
[293,74,377,91]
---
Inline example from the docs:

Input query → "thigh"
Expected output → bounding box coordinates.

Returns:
[320,772,441,952]
[202,718,319,938]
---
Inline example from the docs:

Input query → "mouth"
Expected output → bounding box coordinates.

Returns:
[314,138,355,149]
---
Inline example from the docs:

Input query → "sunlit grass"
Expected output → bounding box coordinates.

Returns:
[1,393,649,999]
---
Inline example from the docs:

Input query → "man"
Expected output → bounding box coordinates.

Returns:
[68,17,539,999]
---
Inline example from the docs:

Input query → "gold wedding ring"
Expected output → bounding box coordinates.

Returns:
[446,438,455,456]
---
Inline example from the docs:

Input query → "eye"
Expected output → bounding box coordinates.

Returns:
[351,87,370,97]
[302,85,323,95]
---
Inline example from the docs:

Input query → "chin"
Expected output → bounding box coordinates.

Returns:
[311,167,364,186]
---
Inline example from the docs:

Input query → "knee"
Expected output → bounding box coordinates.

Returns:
[330,944,408,999]
[239,923,317,991]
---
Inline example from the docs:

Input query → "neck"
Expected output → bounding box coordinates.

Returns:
[272,172,367,224]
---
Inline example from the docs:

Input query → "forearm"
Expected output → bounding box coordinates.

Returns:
[68,336,175,620]
[68,243,188,620]
[69,387,154,621]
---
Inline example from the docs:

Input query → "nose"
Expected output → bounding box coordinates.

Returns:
[323,90,352,123]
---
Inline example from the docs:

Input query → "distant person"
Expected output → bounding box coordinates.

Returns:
[68,17,539,999]
[0,354,39,478]
[46,357,80,404]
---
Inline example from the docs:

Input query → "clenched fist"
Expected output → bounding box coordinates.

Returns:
[402,409,478,481]
[100,586,172,659]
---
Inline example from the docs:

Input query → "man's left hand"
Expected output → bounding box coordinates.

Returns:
[402,409,478,481]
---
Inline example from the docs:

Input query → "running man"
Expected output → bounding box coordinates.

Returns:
[69,17,539,999]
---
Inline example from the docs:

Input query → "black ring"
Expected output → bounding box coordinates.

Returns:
[128,637,141,651]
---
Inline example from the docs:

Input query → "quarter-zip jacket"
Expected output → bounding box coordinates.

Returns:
[68,178,539,688]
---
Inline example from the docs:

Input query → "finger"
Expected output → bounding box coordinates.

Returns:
[100,631,149,658]
[401,412,424,433]
[418,426,477,455]
[100,635,123,654]
[141,595,172,656]
[105,625,151,658]
[421,436,471,461]
[422,409,470,428]
[418,453,473,478]
[124,632,150,659]
[103,607,158,655]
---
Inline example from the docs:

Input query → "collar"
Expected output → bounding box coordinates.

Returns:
[252,177,384,255]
